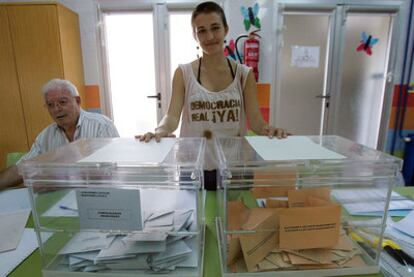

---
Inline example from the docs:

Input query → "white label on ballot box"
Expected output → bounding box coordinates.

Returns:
[76,189,142,231]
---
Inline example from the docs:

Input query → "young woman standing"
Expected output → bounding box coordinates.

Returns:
[138,2,288,189]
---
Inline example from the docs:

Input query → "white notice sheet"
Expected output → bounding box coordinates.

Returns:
[0,210,31,253]
[78,138,176,164]
[245,136,345,161]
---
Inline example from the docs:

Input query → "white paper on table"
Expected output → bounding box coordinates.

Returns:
[0,210,31,253]
[386,219,414,246]
[42,190,78,217]
[0,188,30,213]
[333,189,407,202]
[245,136,345,161]
[392,210,414,237]
[333,189,414,215]
[78,138,176,164]
[0,229,39,277]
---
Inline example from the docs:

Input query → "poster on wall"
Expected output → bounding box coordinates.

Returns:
[291,46,320,68]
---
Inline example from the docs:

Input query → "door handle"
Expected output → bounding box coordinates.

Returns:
[315,94,330,99]
[147,93,161,101]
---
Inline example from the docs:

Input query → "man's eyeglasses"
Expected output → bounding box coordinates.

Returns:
[44,98,72,109]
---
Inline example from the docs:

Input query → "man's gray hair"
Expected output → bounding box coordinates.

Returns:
[42,79,79,97]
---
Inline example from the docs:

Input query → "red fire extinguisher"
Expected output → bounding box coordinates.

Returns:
[235,30,261,81]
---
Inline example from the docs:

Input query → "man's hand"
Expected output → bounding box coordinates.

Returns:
[0,165,23,191]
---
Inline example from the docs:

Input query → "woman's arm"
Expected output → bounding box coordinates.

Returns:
[243,70,288,138]
[137,67,186,142]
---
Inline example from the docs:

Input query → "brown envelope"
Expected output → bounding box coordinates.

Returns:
[266,198,289,208]
[287,253,320,265]
[227,200,249,230]
[287,187,332,208]
[239,213,278,272]
[279,205,341,250]
[332,233,355,251]
[284,249,333,265]
[265,253,294,268]
[258,259,279,271]
[307,195,333,207]
[227,235,242,266]
[341,255,366,268]
[298,263,339,270]
[251,169,296,198]
[242,208,283,230]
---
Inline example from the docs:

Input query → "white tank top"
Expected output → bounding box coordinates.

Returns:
[179,62,251,169]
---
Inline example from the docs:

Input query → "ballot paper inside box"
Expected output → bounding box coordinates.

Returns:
[215,136,402,276]
[218,190,382,276]
[17,138,206,277]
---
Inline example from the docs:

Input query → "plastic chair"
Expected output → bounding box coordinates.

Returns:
[6,152,26,167]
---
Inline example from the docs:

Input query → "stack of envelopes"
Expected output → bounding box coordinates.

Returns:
[226,187,368,273]
[56,209,197,273]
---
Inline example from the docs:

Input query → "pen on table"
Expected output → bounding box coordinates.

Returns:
[59,205,78,212]
[354,229,414,267]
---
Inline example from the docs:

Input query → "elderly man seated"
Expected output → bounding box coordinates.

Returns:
[0,78,119,190]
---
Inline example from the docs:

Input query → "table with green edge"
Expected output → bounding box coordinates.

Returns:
[9,188,414,277]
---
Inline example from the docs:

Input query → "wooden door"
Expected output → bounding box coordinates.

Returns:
[7,4,64,144]
[0,6,29,170]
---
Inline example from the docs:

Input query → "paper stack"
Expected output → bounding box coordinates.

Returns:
[380,211,414,275]
[55,209,197,273]
[226,186,368,273]
[332,188,414,217]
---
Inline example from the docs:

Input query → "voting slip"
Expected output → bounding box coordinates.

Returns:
[144,210,174,228]
[122,232,168,242]
[69,256,94,270]
[148,240,192,267]
[173,210,194,231]
[103,254,150,270]
[59,232,115,255]
[176,237,199,268]
[96,235,167,261]
[143,209,194,232]
[70,250,99,261]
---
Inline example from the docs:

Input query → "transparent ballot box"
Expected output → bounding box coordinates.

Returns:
[18,138,206,277]
[215,136,403,276]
